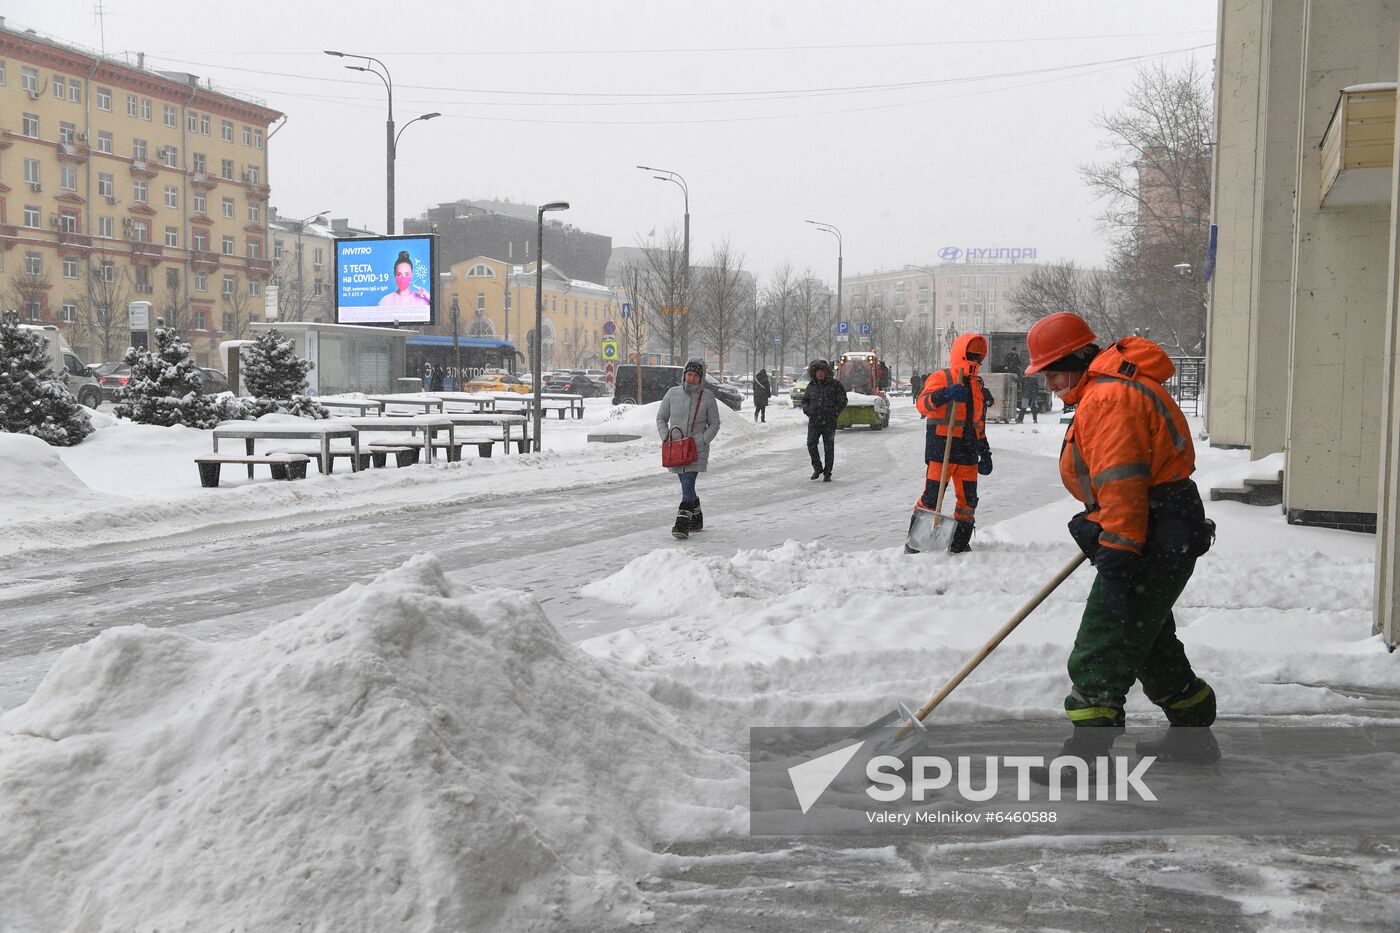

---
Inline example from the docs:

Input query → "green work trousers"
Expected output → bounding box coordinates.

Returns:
[1064,558,1215,728]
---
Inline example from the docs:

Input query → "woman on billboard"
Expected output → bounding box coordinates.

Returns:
[378,251,431,308]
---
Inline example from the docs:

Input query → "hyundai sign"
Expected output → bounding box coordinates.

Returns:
[938,246,1038,263]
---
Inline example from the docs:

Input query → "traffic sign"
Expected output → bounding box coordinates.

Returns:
[836,321,849,335]
[605,361,615,386]
[858,323,871,336]
[602,320,616,336]
[836,334,849,343]
[773,335,782,345]
[620,302,631,318]
[601,340,619,361]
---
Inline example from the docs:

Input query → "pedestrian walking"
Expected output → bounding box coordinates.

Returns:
[1020,312,1220,781]
[910,371,925,409]
[1015,374,1041,423]
[752,368,773,423]
[656,358,722,539]
[421,363,433,390]
[914,334,994,553]
[801,359,847,482]
[430,366,445,393]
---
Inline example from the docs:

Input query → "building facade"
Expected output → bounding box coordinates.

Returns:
[405,200,612,284]
[267,213,376,326]
[0,21,283,367]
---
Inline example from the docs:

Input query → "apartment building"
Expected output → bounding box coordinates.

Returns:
[0,20,282,366]
[267,213,376,326]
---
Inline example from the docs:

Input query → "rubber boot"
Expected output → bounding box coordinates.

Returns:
[689,500,703,532]
[948,520,974,553]
[1030,727,1122,787]
[1135,727,1221,763]
[671,507,692,540]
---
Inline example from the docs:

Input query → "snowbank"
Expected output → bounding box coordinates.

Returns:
[0,432,120,520]
[0,556,744,931]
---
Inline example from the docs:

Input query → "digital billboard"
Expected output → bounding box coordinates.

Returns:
[334,235,435,325]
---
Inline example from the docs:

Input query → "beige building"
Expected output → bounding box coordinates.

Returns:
[0,21,282,366]
[266,212,375,325]
[1207,0,1400,646]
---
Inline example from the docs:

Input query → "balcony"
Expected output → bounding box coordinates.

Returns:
[245,181,270,201]
[191,171,218,190]
[57,142,90,164]
[129,159,159,178]
[57,229,92,248]
[129,240,165,261]
[1320,83,1396,207]
[247,257,273,275]
[0,223,18,247]
[191,249,220,269]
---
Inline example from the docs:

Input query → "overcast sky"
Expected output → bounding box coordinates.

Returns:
[22,1,1216,285]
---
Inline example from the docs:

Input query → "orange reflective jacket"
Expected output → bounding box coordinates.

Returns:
[917,334,991,465]
[1058,337,1195,554]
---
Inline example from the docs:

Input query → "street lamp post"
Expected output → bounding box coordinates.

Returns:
[806,220,843,337]
[323,50,438,235]
[534,201,570,452]
[904,263,940,366]
[449,294,461,387]
[637,166,688,362]
[892,318,903,385]
[290,210,328,322]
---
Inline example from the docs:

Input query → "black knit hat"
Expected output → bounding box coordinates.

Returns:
[684,359,705,377]
[1042,345,1098,373]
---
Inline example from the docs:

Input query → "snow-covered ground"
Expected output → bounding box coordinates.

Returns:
[1,397,1395,931]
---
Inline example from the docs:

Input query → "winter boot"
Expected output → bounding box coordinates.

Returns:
[689,500,703,532]
[671,507,693,540]
[1030,727,1122,787]
[811,468,823,480]
[1134,727,1221,763]
[948,520,974,553]
[822,473,832,482]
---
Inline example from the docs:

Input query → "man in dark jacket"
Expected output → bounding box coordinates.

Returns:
[752,368,772,423]
[801,359,847,482]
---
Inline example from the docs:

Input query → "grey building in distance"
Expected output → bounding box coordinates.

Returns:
[404,199,611,284]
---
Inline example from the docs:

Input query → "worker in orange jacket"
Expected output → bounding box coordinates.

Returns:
[1023,312,1219,774]
[914,333,994,553]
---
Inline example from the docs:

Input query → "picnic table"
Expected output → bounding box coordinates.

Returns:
[537,392,585,419]
[435,391,497,413]
[487,391,538,415]
[212,421,362,475]
[441,412,531,455]
[364,393,445,415]
[345,415,457,463]
[316,397,386,417]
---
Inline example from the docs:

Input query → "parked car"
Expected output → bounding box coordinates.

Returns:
[789,377,809,408]
[89,361,124,379]
[193,368,231,395]
[464,372,531,394]
[18,324,103,408]
[545,372,604,397]
[704,373,744,411]
[99,364,132,402]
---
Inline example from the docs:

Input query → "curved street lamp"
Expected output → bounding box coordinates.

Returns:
[533,201,570,451]
[806,220,843,339]
[637,165,689,362]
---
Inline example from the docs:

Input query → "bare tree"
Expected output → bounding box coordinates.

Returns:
[4,267,53,323]
[694,238,746,377]
[615,263,653,401]
[274,236,325,323]
[76,260,131,363]
[160,267,191,335]
[762,263,796,379]
[637,226,689,363]
[1081,60,1212,353]
[221,284,255,341]
[1008,260,1132,340]
[792,271,830,364]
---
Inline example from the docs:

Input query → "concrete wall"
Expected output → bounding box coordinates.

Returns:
[1284,0,1398,526]
[1206,0,1268,447]
[1375,30,1400,647]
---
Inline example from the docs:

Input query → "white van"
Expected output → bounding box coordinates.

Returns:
[18,324,104,409]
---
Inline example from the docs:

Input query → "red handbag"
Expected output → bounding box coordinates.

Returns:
[661,389,703,468]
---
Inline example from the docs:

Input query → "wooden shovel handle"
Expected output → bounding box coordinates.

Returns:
[931,367,964,519]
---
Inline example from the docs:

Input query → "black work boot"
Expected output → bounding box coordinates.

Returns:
[822,473,832,482]
[811,468,823,480]
[671,507,692,540]
[690,501,703,532]
[1031,728,1122,787]
[1135,727,1221,763]
[948,520,974,553]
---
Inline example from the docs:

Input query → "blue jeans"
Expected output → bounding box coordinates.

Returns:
[678,471,698,508]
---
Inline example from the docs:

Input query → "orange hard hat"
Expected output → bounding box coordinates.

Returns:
[1024,312,1096,374]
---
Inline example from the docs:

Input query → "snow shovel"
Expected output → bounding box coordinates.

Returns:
[873,552,1089,756]
[904,369,962,553]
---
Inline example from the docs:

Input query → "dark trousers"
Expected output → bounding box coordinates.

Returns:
[754,402,767,423]
[807,420,835,473]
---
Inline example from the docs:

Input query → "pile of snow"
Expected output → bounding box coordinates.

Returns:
[0,432,119,520]
[0,556,744,931]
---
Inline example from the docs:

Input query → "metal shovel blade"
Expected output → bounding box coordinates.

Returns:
[905,504,957,553]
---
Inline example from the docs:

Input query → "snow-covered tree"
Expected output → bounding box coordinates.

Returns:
[240,328,326,419]
[0,311,94,446]
[114,319,221,428]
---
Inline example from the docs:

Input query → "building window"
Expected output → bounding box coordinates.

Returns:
[132,221,148,243]
[23,159,39,184]
[69,81,80,104]
[246,165,260,184]
[99,217,114,238]
[162,146,178,168]
[242,126,252,146]
[166,268,180,289]
[165,226,179,248]
[23,206,40,228]
[313,281,324,297]
[141,98,152,121]
[26,300,41,322]
[61,165,76,191]
[313,247,324,267]
[127,94,138,116]
[253,130,263,149]
[221,312,234,332]
[248,203,261,224]
[222,236,235,255]
[194,192,207,214]
[221,120,233,142]
[0,60,6,85]
[193,152,206,174]
[60,301,77,323]
[195,272,208,292]
[98,173,114,199]
[274,240,284,262]
[220,159,234,180]
[25,252,42,275]
[133,179,148,203]
[222,275,236,296]
[187,110,198,132]
[133,138,147,162]
[63,256,79,279]
[194,309,207,331]
[163,103,177,127]
[477,293,486,311]
[21,113,38,137]
[193,232,208,251]
[200,114,210,135]
[221,197,234,219]
[97,131,113,153]
[246,240,261,259]
[97,87,111,111]
[164,185,178,209]
[59,122,76,145]
[249,279,261,297]
[135,265,150,290]
[21,66,37,93]
[54,76,66,99]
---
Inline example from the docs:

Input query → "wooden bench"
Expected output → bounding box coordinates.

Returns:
[265,446,370,474]
[194,453,310,488]
[366,444,421,468]
[382,436,499,460]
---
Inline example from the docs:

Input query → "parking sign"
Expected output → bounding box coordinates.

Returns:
[836,321,849,335]
[858,323,871,336]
